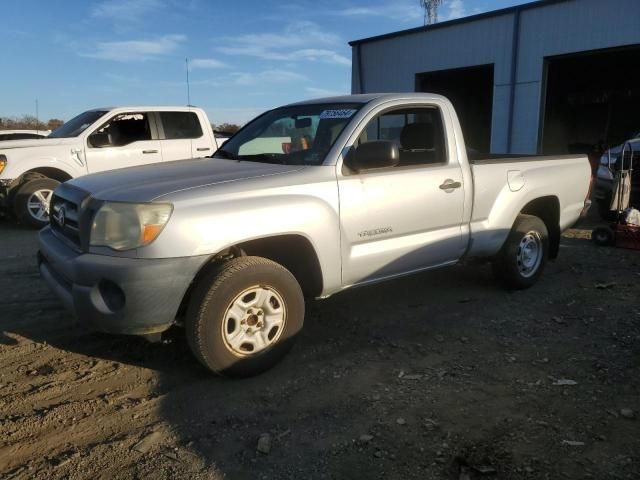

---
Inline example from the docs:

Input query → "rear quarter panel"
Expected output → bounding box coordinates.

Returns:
[468,156,591,257]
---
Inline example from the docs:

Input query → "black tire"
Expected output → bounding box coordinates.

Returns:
[13,178,59,229]
[492,214,549,290]
[597,198,616,221]
[591,226,615,246]
[185,256,304,377]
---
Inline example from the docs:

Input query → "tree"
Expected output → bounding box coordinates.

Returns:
[420,0,443,25]
[212,123,241,134]
[0,115,64,131]
[47,118,64,130]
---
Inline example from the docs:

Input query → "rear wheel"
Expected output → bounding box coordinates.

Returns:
[492,214,549,290]
[185,256,304,377]
[13,178,59,229]
[591,226,615,246]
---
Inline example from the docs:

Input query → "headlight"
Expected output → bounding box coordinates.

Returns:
[90,202,173,251]
[0,155,6,175]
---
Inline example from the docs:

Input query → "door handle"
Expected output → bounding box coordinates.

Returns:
[197,147,210,151]
[439,180,462,191]
[142,149,159,154]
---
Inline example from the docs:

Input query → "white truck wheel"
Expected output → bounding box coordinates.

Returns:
[13,178,60,229]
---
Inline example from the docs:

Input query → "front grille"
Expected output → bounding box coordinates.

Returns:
[50,194,81,247]
[48,184,92,249]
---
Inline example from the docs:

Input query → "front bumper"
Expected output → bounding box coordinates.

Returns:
[38,227,209,335]
[0,180,13,210]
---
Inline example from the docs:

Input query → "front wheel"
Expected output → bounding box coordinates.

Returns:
[185,256,304,377]
[13,178,59,229]
[492,214,549,290]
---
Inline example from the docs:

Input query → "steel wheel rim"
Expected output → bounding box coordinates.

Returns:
[27,189,53,222]
[516,231,542,278]
[221,285,286,357]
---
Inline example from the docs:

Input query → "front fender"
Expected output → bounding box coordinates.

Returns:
[1,148,85,180]
[140,172,342,294]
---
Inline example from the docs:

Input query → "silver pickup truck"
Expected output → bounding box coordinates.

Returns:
[38,93,592,376]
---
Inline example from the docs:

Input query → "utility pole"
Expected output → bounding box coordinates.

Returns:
[35,98,40,134]
[185,58,191,106]
[420,0,443,25]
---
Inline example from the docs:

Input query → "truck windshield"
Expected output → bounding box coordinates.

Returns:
[214,103,362,166]
[49,110,108,138]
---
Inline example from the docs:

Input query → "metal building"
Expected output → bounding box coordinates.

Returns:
[350,0,640,155]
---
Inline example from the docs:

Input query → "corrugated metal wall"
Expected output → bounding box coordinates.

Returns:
[352,0,640,154]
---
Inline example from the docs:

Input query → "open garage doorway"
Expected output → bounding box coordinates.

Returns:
[541,45,640,157]
[416,64,494,153]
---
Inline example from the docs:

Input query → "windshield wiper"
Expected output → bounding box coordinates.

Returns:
[211,148,238,160]
[238,153,288,165]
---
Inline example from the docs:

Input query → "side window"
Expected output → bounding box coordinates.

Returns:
[91,113,151,147]
[160,112,203,139]
[356,107,447,167]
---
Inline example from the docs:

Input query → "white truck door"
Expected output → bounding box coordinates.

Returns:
[156,111,213,161]
[338,105,467,286]
[84,112,162,173]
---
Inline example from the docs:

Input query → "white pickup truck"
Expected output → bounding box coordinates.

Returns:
[0,106,217,227]
[38,93,592,377]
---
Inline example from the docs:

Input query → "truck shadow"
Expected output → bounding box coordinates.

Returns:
[1,223,601,478]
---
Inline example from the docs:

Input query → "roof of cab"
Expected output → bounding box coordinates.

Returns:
[283,92,448,107]
[87,106,204,112]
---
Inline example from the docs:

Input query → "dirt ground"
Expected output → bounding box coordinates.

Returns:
[0,213,639,480]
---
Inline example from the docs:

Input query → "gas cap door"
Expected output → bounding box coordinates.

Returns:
[507,170,525,192]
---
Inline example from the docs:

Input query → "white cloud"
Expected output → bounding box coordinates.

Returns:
[304,86,349,98]
[217,21,349,66]
[445,0,468,20]
[82,34,186,62]
[92,0,163,22]
[232,69,307,86]
[335,2,422,22]
[292,49,350,66]
[190,58,227,69]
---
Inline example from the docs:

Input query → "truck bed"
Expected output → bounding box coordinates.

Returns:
[466,153,592,257]
[469,153,584,165]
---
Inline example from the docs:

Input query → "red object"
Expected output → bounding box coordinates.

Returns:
[282,142,292,154]
[615,224,640,250]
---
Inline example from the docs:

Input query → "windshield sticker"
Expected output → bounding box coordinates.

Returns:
[320,109,357,120]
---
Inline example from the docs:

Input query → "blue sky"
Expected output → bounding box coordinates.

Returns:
[1,0,530,125]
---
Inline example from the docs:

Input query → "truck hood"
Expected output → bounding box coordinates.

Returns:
[68,157,304,203]
[0,137,76,150]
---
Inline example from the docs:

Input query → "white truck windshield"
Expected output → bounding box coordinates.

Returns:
[49,110,108,138]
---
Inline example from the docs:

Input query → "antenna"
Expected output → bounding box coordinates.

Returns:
[420,0,443,25]
[35,98,40,134]
[185,58,191,106]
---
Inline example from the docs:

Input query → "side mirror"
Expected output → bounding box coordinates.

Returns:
[344,140,400,173]
[89,132,111,148]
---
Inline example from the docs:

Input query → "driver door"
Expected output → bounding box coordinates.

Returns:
[85,112,162,173]
[338,105,467,286]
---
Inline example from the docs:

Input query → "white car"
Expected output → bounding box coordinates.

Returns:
[0,106,218,227]
[0,130,50,141]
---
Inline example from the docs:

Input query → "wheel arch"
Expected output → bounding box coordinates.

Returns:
[20,167,73,184]
[519,195,560,258]
[176,233,324,319]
